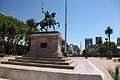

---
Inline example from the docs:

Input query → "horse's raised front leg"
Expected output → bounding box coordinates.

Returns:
[45,29,48,31]
[45,26,48,31]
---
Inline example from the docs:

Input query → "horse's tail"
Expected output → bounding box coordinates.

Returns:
[57,22,60,27]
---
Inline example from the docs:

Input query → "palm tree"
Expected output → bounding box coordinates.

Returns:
[107,65,120,80]
[105,27,113,44]
[26,18,39,49]
[105,27,113,59]
[26,18,36,35]
[105,38,108,43]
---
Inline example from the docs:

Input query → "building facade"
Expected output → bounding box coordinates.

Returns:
[96,37,102,45]
[85,38,93,49]
[117,37,120,46]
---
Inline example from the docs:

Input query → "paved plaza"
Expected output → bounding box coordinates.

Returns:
[0,57,118,80]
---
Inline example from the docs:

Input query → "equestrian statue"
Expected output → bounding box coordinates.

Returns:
[38,10,60,31]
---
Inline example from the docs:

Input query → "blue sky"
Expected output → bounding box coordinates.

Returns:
[0,0,120,49]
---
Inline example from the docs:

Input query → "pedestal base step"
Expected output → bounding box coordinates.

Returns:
[0,78,10,80]
[8,59,72,65]
[1,61,74,69]
[15,56,71,62]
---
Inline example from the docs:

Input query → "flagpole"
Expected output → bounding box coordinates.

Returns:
[65,0,67,54]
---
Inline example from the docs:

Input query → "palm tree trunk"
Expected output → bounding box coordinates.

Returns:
[29,26,32,35]
[108,34,110,44]
[108,34,112,59]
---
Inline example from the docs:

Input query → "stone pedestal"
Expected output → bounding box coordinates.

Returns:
[1,31,75,71]
[28,31,63,58]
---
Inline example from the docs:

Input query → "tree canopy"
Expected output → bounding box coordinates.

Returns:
[82,42,118,58]
[0,12,30,55]
[98,42,118,57]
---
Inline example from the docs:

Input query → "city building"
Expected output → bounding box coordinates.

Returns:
[85,38,93,49]
[117,37,120,46]
[96,37,102,45]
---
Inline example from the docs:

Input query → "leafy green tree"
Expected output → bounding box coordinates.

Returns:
[98,42,117,58]
[82,49,89,58]
[0,12,28,55]
[32,27,40,33]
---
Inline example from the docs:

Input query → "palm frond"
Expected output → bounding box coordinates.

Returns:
[107,65,120,80]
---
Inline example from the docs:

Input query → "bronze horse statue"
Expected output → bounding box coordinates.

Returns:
[39,11,60,31]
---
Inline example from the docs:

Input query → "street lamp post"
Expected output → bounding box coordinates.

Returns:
[65,0,67,54]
